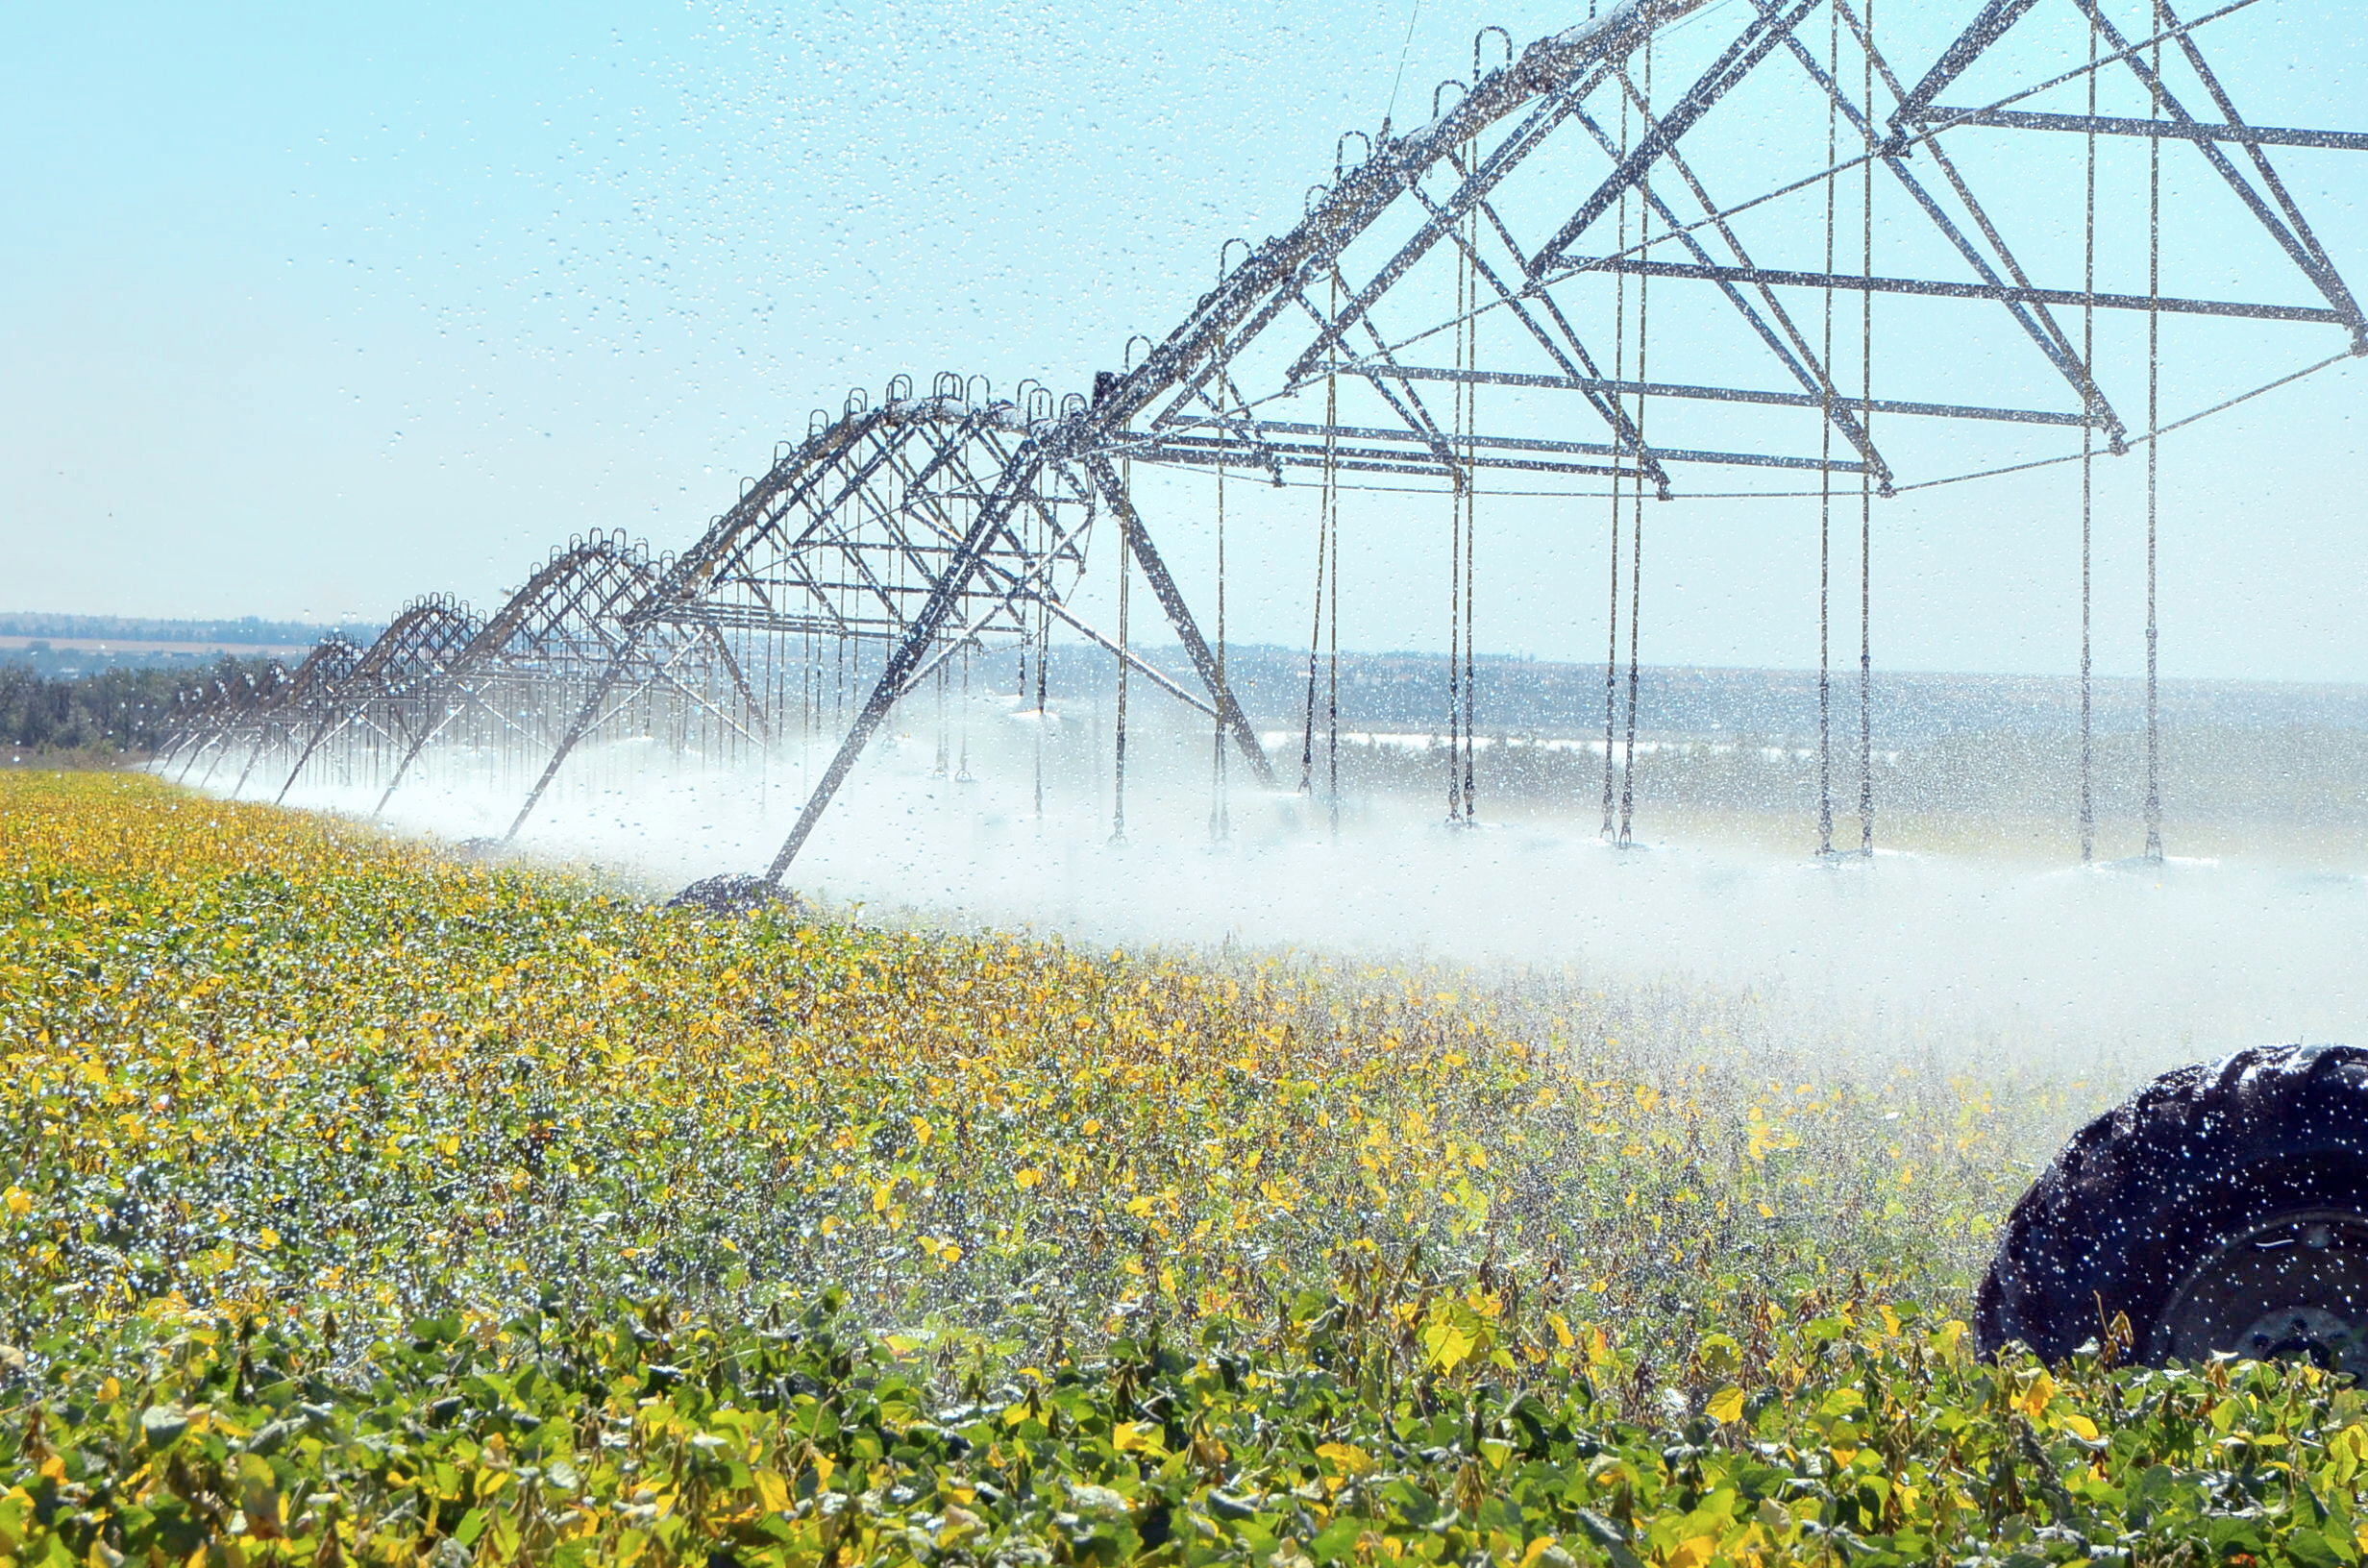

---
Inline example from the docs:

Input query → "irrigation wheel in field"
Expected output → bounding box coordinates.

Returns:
[666,873,797,918]
[1978,1045,2368,1376]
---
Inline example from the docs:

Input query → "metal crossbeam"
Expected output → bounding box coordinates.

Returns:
[1321,362,2090,427]
[1579,257,2344,324]
[1930,106,2368,152]
[1892,0,2039,127]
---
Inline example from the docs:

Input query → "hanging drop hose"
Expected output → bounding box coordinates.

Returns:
[1328,392,1342,838]
[1462,160,1479,827]
[1601,92,1630,842]
[1034,555,1048,821]
[1818,0,1838,858]
[1213,457,1230,843]
[1316,267,1344,834]
[1446,321,1464,823]
[1113,456,1131,844]
[2080,2,2099,865]
[1299,436,1330,796]
[1617,39,1653,850]
[1857,0,1877,857]
[957,642,973,782]
[2146,7,2166,863]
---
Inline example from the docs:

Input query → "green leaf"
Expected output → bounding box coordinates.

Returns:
[137,1406,189,1451]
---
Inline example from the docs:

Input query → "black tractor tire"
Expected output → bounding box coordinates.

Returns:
[1978,1043,2368,1373]
[666,873,797,918]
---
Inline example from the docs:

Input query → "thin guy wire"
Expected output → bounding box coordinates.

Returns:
[1142,337,2347,504]
[1381,0,1424,136]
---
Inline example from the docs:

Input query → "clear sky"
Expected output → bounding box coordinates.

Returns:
[7,0,2367,681]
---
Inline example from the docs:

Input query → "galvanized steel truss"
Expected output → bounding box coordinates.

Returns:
[161,0,2366,875]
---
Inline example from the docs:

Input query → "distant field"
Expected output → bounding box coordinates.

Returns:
[6,772,2368,1564]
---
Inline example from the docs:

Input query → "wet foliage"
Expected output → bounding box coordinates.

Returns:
[20,1286,2368,1568]
[8,771,2368,1562]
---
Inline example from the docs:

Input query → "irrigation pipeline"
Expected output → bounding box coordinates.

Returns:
[165,0,2368,882]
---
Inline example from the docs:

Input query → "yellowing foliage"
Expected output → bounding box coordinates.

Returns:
[7,773,2368,1567]
[2,772,2045,1365]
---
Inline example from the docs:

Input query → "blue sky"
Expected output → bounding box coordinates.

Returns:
[7,0,2368,681]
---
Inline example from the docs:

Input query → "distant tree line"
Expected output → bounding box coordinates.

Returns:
[0,612,378,646]
[0,659,277,758]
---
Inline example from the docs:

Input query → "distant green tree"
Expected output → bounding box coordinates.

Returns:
[0,658,279,756]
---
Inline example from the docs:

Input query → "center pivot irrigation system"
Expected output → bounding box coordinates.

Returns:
[165,0,2368,882]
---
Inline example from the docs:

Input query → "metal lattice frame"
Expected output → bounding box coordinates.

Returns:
[259,597,482,802]
[753,0,2368,875]
[166,663,297,789]
[506,392,1271,852]
[216,632,371,796]
[376,532,768,826]
[166,0,2367,878]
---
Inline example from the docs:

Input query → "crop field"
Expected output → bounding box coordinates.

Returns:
[7,771,2368,1564]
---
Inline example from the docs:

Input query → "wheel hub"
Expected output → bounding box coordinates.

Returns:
[2153,1212,2368,1380]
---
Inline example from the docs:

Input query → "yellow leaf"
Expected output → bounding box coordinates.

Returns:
[2062,1412,2101,1442]
[1422,1319,1477,1374]
[1517,1537,1567,1568]
[1316,1442,1376,1477]
[2018,1369,2056,1420]
[1112,1421,1163,1455]
[1546,1311,1575,1351]
[753,1469,790,1512]
[2,1188,27,1216]
[1706,1385,1746,1425]
[1014,1167,1046,1189]
[1666,1535,1717,1568]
